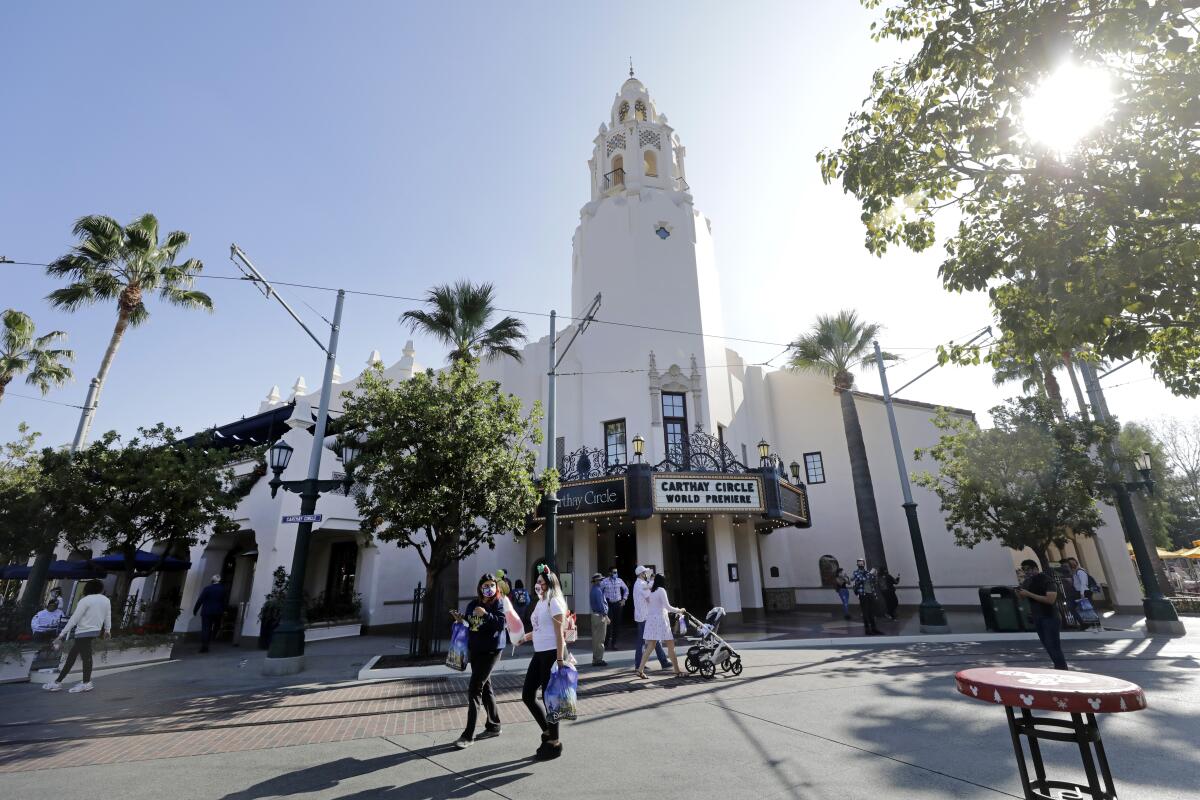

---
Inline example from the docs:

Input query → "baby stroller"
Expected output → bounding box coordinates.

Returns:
[682,607,742,679]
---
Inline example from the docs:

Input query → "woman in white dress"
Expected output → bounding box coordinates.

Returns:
[636,573,685,679]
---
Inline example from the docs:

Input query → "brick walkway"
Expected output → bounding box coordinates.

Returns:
[0,667,712,773]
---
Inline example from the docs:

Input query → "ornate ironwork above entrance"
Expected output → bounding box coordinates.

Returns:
[558,446,629,482]
[653,427,750,474]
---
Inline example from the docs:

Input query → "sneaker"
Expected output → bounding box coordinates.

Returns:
[454,737,472,749]
[592,660,608,666]
[68,682,94,693]
[42,681,63,692]
[481,722,502,737]
[535,741,562,760]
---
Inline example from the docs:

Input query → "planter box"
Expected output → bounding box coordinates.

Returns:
[30,643,175,684]
[0,651,36,684]
[304,622,362,642]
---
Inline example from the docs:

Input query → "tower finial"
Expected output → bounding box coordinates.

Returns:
[629,57,634,78]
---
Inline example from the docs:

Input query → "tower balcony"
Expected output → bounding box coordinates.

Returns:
[603,167,625,192]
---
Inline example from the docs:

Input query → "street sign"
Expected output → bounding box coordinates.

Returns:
[281,514,323,524]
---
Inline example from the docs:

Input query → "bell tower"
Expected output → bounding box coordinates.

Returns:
[570,72,729,436]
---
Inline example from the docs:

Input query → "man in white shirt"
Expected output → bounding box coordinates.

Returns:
[598,568,628,649]
[31,600,65,637]
[632,565,669,671]
[1066,557,1096,628]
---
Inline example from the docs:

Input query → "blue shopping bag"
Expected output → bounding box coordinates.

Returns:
[544,661,578,722]
[445,621,469,672]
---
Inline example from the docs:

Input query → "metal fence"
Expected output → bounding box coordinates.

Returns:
[408,582,444,656]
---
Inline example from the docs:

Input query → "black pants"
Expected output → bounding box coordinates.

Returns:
[522,649,559,742]
[1034,615,1068,670]
[605,601,623,648]
[57,636,95,683]
[200,614,221,651]
[463,649,502,740]
[883,589,899,619]
[859,593,879,633]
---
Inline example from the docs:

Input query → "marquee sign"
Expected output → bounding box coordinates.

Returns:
[652,474,764,512]
[535,476,628,520]
[778,481,811,527]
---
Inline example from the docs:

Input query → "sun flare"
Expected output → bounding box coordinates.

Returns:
[1021,62,1114,153]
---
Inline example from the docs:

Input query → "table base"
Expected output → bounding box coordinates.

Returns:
[1005,707,1116,800]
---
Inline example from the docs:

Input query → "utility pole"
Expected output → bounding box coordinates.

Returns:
[542,294,601,569]
[873,340,949,633]
[231,245,353,672]
[1077,359,1184,636]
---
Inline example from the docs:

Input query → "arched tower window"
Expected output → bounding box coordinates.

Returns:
[643,149,657,178]
[634,100,647,121]
[618,101,629,122]
[606,155,625,190]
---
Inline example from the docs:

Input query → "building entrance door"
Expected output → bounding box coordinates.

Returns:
[675,533,711,616]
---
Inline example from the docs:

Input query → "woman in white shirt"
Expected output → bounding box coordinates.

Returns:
[44,579,111,693]
[517,565,567,760]
[636,573,685,679]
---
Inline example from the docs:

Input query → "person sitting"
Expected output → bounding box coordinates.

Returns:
[31,600,65,639]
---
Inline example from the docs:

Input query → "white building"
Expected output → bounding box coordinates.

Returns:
[155,76,1144,643]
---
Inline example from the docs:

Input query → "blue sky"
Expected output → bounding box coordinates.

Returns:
[2,1,1194,448]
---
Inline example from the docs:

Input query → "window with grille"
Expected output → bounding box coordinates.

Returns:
[662,392,688,465]
[556,437,566,472]
[604,419,627,466]
[804,451,825,484]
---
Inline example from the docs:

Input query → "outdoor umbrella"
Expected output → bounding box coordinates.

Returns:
[89,550,191,572]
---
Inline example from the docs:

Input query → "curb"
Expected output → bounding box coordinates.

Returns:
[356,628,1150,682]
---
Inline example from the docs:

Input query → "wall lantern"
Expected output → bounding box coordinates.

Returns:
[789,460,801,483]
[757,438,770,463]
[632,433,645,462]
[1134,451,1152,477]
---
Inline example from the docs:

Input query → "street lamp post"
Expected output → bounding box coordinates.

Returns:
[228,245,360,671]
[872,340,949,633]
[1077,359,1184,636]
[264,434,359,670]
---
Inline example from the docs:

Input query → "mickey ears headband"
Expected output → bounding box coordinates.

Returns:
[538,564,550,575]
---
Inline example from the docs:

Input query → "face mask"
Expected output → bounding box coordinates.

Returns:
[611,572,618,577]
[482,585,496,598]
[534,585,545,597]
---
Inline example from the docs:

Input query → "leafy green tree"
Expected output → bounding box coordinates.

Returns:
[991,351,1066,418]
[46,214,213,442]
[340,359,542,655]
[1117,423,1176,549]
[789,310,897,571]
[401,281,526,363]
[914,397,1112,568]
[0,424,57,567]
[820,1,1200,395]
[40,423,241,617]
[0,310,73,405]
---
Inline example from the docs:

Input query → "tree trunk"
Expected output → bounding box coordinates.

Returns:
[1042,365,1066,420]
[838,389,888,573]
[1061,352,1090,423]
[79,306,131,446]
[418,563,444,657]
[1033,547,1051,572]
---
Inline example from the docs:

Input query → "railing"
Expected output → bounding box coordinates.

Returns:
[409,582,444,655]
[674,176,690,192]
[603,167,625,191]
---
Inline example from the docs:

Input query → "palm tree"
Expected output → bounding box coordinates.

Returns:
[46,214,212,443]
[991,351,1065,417]
[789,310,897,572]
[0,310,74,405]
[401,281,526,363]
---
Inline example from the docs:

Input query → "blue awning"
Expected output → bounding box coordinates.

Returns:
[1,560,108,580]
[89,550,191,572]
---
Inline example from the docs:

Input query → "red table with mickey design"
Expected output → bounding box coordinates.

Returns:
[955,667,1146,800]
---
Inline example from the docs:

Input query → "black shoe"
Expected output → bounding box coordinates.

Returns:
[592,660,608,666]
[481,722,501,737]
[535,742,562,760]
[199,647,209,653]
[843,614,851,620]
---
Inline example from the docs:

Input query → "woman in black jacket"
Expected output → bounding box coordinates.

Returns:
[453,573,507,749]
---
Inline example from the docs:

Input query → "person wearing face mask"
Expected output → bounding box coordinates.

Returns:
[633,565,669,672]
[518,565,569,760]
[451,573,507,749]
[598,566,628,650]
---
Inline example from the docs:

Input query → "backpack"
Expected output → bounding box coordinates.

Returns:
[1086,572,1100,594]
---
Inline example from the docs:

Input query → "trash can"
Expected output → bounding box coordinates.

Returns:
[979,586,1025,632]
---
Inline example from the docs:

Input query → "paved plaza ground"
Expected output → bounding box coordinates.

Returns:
[0,623,1196,800]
